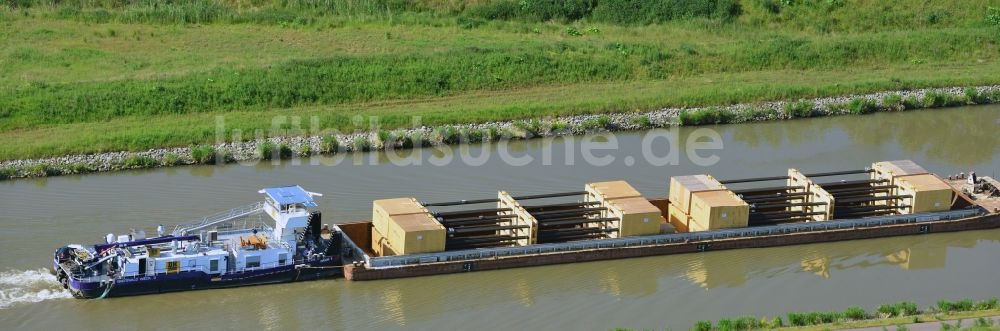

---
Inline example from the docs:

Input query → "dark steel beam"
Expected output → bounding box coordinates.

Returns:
[732,186,803,195]
[434,208,511,217]
[523,201,601,211]
[539,217,618,227]
[837,195,912,204]
[422,198,499,207]
[802,169,873,177]
[513,191,588,200]
[718,176,790,184]
[818,179,889,187]
[448,224,530,234]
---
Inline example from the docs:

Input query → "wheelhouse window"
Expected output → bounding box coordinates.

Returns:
[246,256,261,268]
[279,253,287,265]
[210,259,219,273]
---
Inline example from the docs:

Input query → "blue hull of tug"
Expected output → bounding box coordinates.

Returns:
[66,260,341,299]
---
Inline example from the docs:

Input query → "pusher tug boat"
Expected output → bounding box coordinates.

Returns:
[53,186,343,298]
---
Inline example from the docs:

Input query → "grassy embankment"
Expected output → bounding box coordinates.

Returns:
[1,0,1000,161]
[616,297,1000,331]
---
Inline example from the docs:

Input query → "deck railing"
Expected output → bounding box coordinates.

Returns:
[172,202,265,236]
[365,208,983,269]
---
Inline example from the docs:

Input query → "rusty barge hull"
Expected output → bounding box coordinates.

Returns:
[344,213,1000,281]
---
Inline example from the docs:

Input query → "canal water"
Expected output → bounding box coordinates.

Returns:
[1,106,998,330]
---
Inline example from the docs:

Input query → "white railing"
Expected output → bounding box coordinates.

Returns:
[366,208,983,269]
[172,202,265,236]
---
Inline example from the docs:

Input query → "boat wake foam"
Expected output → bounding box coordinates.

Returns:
[0,269,73,308]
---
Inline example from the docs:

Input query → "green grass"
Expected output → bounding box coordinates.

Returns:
[1,0,1000,160]
[689,297,1000,331]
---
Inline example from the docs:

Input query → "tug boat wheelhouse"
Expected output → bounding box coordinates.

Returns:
[53,186,342,298]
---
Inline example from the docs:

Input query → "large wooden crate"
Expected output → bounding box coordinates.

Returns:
[372,197,427,236]
[688,190,749,231]
[586,180,643,202]
[666,202,692,233]
[605,197,663,237]
[371,227,395,257]
[896,174,953,213]
[385,213,446,255]
[872,160,929,185]
[669,175,726,215]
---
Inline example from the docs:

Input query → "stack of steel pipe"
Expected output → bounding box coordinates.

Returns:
[526,201,614,243]
[429,201,528,250]
[736,185,817,225]
[818,177,904,218]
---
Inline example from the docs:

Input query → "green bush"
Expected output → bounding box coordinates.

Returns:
[434,126,460,144]
[26,163,58,177]
[258,142,275,160]
[320,135,339,153]
[122,155,157,168]
[844,306,867,320]
[964,87,988,104]
[580,115,613,130]
[881,94,905,111]
[377,130,391,147]
[408,132,426,147]
[716,318,734,331]
[975,297,999,310]
[298,145,312,157]
[277,144,293,159]
[733,316,760,330]
[190,145,216,164]
[162,153,180,166]
[692,320,712,331]
[847,97,879,114]
[513,120,543,136]
[783,99,815,118]
[62,162,94,174]
[902,95,922,110]
[0,167,16,180]
[921,91,965,108]
[631,115,653,128]
[878,301,918,317]
[551,120,569,132]
[988,6,1000,26]
[679,108,734,125]
[352,136,371,151]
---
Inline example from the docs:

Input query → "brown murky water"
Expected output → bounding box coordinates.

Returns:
[1,106,998,330]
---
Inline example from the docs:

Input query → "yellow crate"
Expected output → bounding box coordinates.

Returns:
[386,213,446,255]
[669,175,725,215]
[372,197,427,237]
[606,197,662,237]
[896,174,953,213]
[667,202,692,233]
[586,180,644,201]
[688,190,749,230]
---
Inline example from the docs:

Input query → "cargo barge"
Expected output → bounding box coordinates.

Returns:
[54,160,1000,297]
[336,160,1000,281]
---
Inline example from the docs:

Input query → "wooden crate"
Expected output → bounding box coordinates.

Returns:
[688,190,749,231]
[669,175,726,215]
[896,174,953,213]
[605,197,662,237]
[371,227,394,257]
[586,180,644,202]
[372,197,427,236]
[667,202,692,233]
[385,213,446,255]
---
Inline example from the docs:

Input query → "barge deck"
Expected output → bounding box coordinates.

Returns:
[338,172,1000,281]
